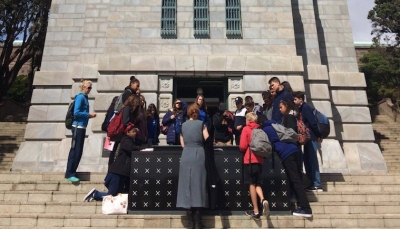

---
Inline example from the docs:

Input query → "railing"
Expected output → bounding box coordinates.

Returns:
[161,0,177,39]
[194,0,210,38]
[226,0,242,38]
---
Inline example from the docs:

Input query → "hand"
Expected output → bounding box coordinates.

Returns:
[236,125,242,130]
[89,112,96,118]
[171,114,175,119]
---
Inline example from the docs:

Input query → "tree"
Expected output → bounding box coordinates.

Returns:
[0,0,51,103]
[368,0,400,46]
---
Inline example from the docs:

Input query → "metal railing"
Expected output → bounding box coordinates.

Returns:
[161,0,177,38]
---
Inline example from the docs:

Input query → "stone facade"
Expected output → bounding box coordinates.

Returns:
[13,0,386,174]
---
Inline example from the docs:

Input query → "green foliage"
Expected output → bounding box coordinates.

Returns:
[6,75,29,102]
[368,0,400,46]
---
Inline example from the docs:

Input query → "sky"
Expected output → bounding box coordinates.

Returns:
[347,0,375,43]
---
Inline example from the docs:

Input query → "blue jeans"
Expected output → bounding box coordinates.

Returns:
[303,140,321,187]
[65,127,86,178]
[93,173,129,201]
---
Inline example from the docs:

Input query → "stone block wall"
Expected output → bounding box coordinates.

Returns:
[12,0,386,174]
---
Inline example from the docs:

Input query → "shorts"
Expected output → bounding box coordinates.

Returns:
[243,163,263,186]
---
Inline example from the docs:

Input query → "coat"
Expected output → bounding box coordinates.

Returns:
[162,100,188,144]
[239,121,264,164]
[108,135,141,177]
[299,102,321,141]
[271,89,294,124]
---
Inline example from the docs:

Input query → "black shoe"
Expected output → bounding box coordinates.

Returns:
[186,210,194,229]
[293,207,313,218]
[83,188,96,202]
[306,186,323,192]
[245,210,261,220]
[262,199,270,216]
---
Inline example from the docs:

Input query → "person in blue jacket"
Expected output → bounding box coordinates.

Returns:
[65,80,97,183]
[293,91,323,192]
[162,98,188,145]
[261,118,313,218]
[268,77,294,124]
[146,103,160,147]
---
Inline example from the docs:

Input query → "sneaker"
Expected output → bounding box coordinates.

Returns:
[293,207,313,218]
[245,210,261,220]
[306,186,323,192]
[262,199,270,216]
[66,176,79,183]
[83,188,97,202]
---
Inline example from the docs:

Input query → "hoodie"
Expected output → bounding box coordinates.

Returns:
[239,121,264,164]
[262,120,299,161]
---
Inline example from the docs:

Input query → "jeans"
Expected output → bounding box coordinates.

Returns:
[303,140,321,187]
[65,127,86,178]
[282,152,311,211]
[94,173,129,201]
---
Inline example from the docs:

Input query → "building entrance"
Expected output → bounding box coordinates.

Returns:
[174,78,228,117]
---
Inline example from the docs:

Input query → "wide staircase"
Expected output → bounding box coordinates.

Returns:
[0,115,399,228]
[372,115,400,174]
[0,122,26,172]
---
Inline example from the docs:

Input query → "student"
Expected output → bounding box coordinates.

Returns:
[146,103,160,147]
[281,81,294,95]
[83,125,141,201]
[244,96,263,116]
[162,98,188,145]
[262,119,313,218]
[233,97,246,145]
[239,112,269,220]
[65,80,96,183]
[293,91,323,192]
[136,95,148,146]
[279,99,298,132]
[268,77,294,124]
[101,96,119,166]
[122,76,140,103]
[213,102,233,146]
[262,91,273,120]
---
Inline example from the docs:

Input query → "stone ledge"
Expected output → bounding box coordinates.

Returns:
[330,72,367,87]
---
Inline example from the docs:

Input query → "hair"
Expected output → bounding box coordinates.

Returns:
[120,94,141,122]
[126,125,139,134]
[139,95,146,113]
[245,112,258,122]
[280,99,299,126]
[130,76,140,85]
[107,96,119,112]
[196,94,207,111]
[268,77,280,85]
[292,91,305,101]
[172,98,183,114]
[244,96,255,109]
[257,114,268,127]
[187,103,200,120]
[146,103,159,119]
[282,81,293,94]
[244,101,254,109]
[262,91,272,101]
[79,80,92,91]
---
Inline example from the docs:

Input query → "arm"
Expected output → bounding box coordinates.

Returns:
[73,95,89,119]
[180,134,184,148]
[181,100,188,118]
[202,125,209,141]
[122,107,131,128]
[303,105,321,137]
[162,110,174,125]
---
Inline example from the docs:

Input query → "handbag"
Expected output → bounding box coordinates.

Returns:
[101,193,128,215]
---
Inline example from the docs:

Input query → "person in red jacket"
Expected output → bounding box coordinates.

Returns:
[239,112,269,220]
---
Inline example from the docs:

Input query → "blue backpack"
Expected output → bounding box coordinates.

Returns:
[313,109,330,139]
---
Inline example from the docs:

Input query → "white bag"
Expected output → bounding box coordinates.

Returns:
[101,193,128,215]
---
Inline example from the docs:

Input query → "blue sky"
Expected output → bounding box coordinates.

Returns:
[348,0,375,43]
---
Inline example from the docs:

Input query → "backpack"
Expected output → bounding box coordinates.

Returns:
[271,123,298,143]
[313,109,330,139]
[107,112,124,141]
[114,89,132,112]
[65,95,77,129]
[102,96,119,132]
[250,128,272,158]
[297,112,310,145]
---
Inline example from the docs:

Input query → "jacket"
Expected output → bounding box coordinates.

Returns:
[213,112,233,142]
[299,102,321,141]
[147,115,160,144]
[239,121,264,164]
[162,100,188,144]
[233,107,246,134]
[271,89,293,124]
[121,87,133,104]
[73,92,89,127]
[262,120,298,161]
[108,135,141,177]
[136,112,148,143]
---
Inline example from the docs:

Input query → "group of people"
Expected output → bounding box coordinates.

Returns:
[65,75,323,227]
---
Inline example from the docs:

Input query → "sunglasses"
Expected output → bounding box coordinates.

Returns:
[86,86,92,89]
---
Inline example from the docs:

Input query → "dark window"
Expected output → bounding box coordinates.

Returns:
[161,0,177,39]
[226,0,242,38]
[194,0,210,38]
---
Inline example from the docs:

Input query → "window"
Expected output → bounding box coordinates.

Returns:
[226,0,242,38]
[161,0,177,38]
[194,0,210,38]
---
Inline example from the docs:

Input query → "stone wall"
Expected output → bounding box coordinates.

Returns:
[13,0,386,174]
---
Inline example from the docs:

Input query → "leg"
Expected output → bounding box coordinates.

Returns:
[249,184,259,214]
[282,153,311,211]
[186,209,194,229]
[304,140,321,188]
[65,127,86,179]
[193,207,203,229]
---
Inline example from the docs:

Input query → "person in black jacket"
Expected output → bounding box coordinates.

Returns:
[213,102,233,146]
[121,76,140,103]
[293,91,323,192]
[269,77,294,124]
[83,125,141,201]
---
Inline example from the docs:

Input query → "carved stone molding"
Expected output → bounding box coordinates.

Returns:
[159,76,173,92]
[228,77,243,93]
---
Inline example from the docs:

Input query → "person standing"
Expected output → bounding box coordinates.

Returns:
[146,103,160,147]
[262,91,273,120]
[293,91,323,192]
[233,97,246,145]
[269,77,293,124]
[65,80,96,183]
[213,102,233,146]
[239,112,269,220]
[176,104,209,229]
[162,98,188,145]
[121,76,140,103]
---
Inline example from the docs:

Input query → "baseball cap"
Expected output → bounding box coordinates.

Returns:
[235,97,243,103]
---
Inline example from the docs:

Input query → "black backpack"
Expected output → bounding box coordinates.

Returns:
[65,100,75,130]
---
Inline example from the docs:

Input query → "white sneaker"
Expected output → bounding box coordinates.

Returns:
[262,199,269,216]
[83,188,96,202]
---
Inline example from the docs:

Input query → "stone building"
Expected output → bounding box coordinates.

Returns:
[12,0,386,174]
